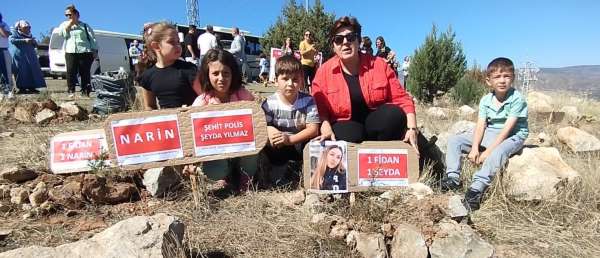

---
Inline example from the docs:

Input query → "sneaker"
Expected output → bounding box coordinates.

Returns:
[440,176,462,192]
[463,188,483,212]
[6,92,14,100]
[30,89,41,94]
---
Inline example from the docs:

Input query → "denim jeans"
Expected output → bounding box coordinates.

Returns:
[445,127,525,192]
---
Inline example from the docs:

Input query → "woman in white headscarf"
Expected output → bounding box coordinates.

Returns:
[10,20,46,93]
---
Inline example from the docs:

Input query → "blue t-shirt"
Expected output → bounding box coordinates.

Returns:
[478,88,529,139]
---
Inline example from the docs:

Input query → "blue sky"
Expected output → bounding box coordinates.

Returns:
[2,0,599,68]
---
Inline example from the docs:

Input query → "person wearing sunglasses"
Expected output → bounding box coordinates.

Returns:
[58,4,98,96]
[311,16,426,159]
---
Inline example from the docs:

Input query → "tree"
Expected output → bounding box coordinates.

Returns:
[407,25,467,102]
[38,29,52,44]
[260,0,335,58]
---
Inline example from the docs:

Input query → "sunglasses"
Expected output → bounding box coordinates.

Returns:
[65,13,72,17]
[332,33,358,45]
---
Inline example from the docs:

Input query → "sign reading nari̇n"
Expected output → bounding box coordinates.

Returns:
[50,129,110,174]
[191,109,255,156]
[110,114,183,165]
[357,148,409,187]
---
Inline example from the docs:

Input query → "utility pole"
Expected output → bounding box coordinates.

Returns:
[518,61,539,96]
[305,0,309,12]
[186,0,199,26]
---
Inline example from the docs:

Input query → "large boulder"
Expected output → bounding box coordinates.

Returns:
[504,147,580,201]
[430,219,494,258]
[346,231,387,258]
[556,126,600,153]
[527,91,553,112]
[390,224,428,258]
[0,213,185,258]
[143,167,181,198]
[0,166,37,183]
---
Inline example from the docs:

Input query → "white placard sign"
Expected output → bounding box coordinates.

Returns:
[50,129,111,174]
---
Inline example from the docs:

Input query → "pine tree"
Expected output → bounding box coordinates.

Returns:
[260,0,335,58]
[407,25,467,102]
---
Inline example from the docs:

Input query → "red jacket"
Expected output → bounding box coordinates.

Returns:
[311,54,415,122]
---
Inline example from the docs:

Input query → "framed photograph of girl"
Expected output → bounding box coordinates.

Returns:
[308,140,348,193]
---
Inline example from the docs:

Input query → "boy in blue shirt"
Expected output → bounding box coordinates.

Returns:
[441,57,528,211]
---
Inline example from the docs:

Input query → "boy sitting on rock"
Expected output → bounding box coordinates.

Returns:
[441,57,529,211]
[261,55,320,187]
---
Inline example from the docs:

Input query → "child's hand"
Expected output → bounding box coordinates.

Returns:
[468,149,480,163]
[477,149,491,164]
[182,164,197,176]
[266,126,281,146]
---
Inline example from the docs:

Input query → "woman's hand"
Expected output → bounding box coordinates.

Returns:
[403,129,419,156]
[315,121,335,141]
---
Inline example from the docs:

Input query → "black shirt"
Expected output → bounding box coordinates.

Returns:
[376,46,391,59]
[321,168,347,191]
[184,33,200,58]
[140,59,198,109]
[343,72,370,123]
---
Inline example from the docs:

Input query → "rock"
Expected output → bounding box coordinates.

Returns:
[35,108,57,124]
[409,183,433,200]
[346,231,387,258]
[40,99,59,111]
[447,195,468,218]
[65,210,78,217]
[291,189,305,205]
[0,202,11,212]
[13,105,36,122]
[311,213,345,235]
[0,228,12,241]
[81,175,136,204]
[448,120,476,135]
[0,166,37,183]
[0,105,14,118]
[304,193,323,213]
[381,223,394,238]
[557,126,600,152]
[49,180,85,210]
[0,184,10,199]
[525,132,552,147]
[427,107,451,120]
[527,91,553,112]
[143,167,181,198]
[10,187,30,205]
[390,224,428,258]
[29,182,49,207]
[458,105,476,118]
[560,106,581,121]
[0,132,14,138]
[379,190,402,201]
[504,147,580,201]
[59,102,88,120]
[430,219,494,258]
[0,213,185,258]
[330,222,349,239]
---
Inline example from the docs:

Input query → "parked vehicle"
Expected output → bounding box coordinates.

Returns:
[49,28,142,78]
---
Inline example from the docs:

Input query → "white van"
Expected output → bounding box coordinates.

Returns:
[49,28,143,77]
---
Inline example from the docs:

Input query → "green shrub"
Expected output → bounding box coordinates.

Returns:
[451,75,488,105]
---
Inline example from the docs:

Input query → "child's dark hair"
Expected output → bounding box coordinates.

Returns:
[259,53,266,59]
[487,57,515,76]
[275,55,302,77]
[195,49,243,93]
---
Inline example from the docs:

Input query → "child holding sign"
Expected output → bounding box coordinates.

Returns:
[261,55,320,187]
[441,57,528,211]
[191,49,257,191]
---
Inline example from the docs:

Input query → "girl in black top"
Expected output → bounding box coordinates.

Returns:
[139,22,198,110]
[310,145,347,191]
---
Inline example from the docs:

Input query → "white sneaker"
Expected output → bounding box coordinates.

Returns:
[6,92,14,100]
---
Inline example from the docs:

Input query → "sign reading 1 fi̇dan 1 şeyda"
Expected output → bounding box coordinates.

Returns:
[191,109,256,156]
[357,148,409,187]
[110,115,184,165]
[50,129,110,174]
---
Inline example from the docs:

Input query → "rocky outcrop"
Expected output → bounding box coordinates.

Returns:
[430,219,494,258]
[556,126,600,152]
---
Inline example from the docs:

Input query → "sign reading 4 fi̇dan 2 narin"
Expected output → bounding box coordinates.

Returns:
[191,109,256,156]
[110,115,184,165]
[357,148,409,187]
[50,129,110,174]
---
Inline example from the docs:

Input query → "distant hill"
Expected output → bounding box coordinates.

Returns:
[534,65,600,99]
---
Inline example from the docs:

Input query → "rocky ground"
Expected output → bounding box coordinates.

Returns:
[1,79,600,257]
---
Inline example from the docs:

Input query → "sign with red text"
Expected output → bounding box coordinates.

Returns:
[357,149,409,187]
[191,109,256,156]
[110,114,183,165]
[49,129,110,174]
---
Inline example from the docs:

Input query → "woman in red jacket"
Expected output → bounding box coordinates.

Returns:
[312,16,421,155]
